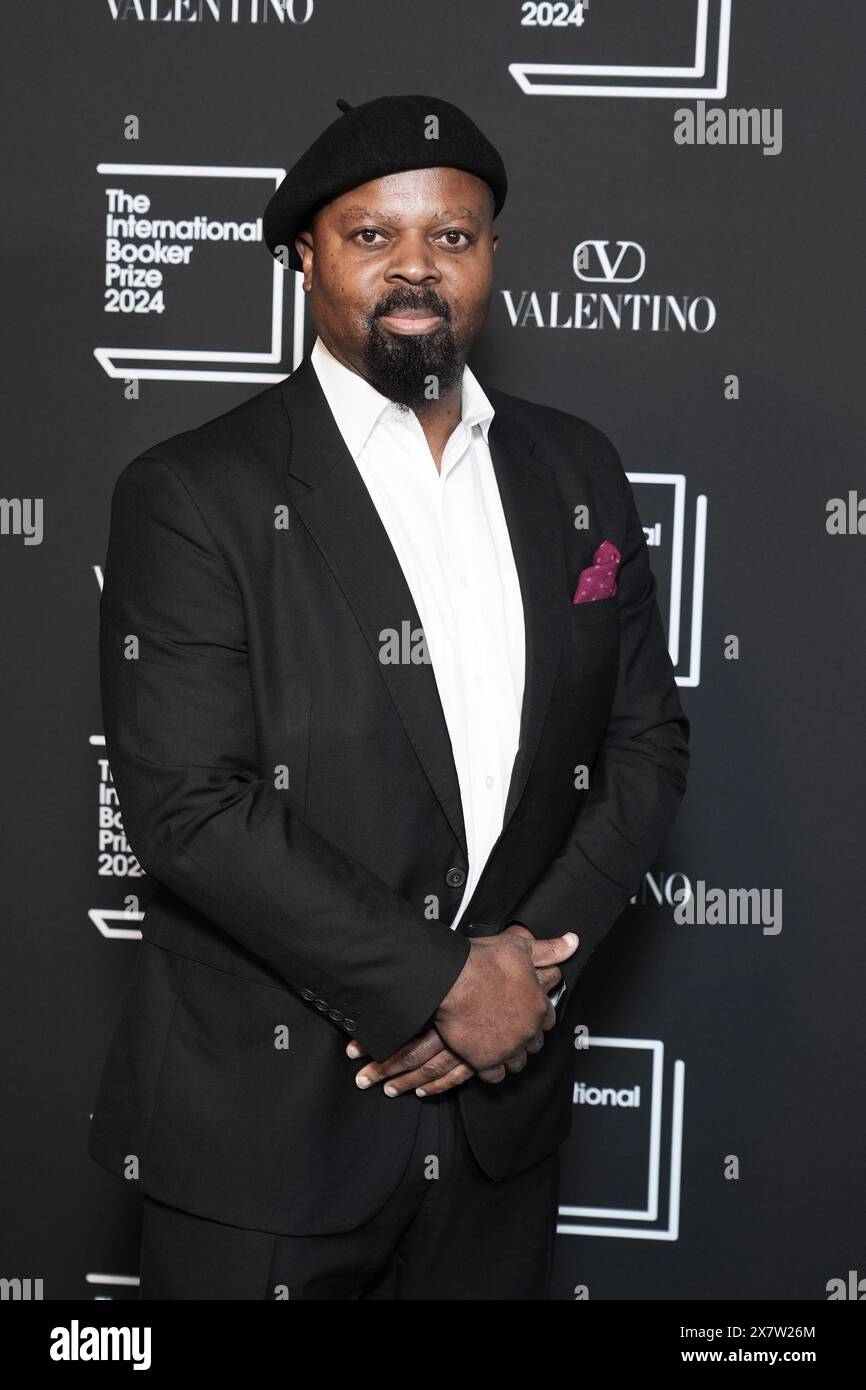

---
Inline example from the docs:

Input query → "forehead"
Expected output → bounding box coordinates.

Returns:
[322,167,492,227]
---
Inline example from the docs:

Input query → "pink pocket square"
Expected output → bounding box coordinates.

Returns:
[573,541,621,603]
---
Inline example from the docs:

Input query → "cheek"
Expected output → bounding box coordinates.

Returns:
[450,297,486,341]
[453,275,492,317]
[311,283,367,335]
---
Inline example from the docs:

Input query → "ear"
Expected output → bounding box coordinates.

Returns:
[294,229,314,279]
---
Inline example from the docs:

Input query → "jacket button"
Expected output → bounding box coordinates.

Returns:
[328,1008,344,1021]
[314,998,328,1011]
[445,867,466,888]
[300,989,315,1000]
[343,1019,358,1032]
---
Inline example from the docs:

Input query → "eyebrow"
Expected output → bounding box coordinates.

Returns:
[334,206,483,228]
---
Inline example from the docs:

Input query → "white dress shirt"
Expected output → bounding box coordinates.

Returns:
[310,335,566,1008]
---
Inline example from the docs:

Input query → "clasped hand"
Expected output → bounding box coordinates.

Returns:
[345,924,578,1099]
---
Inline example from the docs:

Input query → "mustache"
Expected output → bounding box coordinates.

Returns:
[373,290,451,320]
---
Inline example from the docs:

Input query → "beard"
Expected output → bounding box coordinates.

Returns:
[361,287,463,412]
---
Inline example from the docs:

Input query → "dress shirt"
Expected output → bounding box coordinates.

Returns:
[309,335,567,1010]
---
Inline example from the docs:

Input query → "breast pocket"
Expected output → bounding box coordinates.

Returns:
[568,594,619,627]
[562,595,620,696]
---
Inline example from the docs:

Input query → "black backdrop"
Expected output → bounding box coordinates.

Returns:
[2,0,864,1302]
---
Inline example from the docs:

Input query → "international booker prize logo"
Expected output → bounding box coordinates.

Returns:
[94,163,305,383]
[558,1036,685,1241]
[88,564,144,943]
[509,0,732,100]
[627,472,707,689]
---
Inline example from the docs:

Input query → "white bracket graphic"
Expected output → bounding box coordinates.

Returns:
[86,1272,140,1299]
[510,0,731,99]
[88,908,143,941]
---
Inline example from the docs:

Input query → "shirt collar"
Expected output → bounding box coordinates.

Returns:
[310,334,495,460]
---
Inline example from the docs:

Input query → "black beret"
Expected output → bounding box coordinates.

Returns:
[263,94,507,270]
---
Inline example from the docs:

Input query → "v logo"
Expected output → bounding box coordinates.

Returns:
[574,239,646,284]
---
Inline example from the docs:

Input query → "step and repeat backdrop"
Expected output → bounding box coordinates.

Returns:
[2,1,863,1302]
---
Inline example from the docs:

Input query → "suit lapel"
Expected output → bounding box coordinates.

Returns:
[485,404,568,833]
[278,356,568,871]
[279,357,467,855]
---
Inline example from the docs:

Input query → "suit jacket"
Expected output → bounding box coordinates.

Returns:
[88,352,690,1234]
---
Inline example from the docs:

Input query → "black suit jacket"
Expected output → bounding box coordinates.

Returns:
[88,353,689,1234]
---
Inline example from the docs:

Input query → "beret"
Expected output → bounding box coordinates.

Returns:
[263,94,507,271]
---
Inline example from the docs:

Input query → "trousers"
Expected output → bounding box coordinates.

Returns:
[139,1089,561,1300]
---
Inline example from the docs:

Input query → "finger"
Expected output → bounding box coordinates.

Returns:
[477,1064,507,1084]
[525,1031,544,1054]
[530,932,579,969]
[539,997,557,1032]
[503,1050,528,1075]
[378,1050,468,1097]
[353,1027,443,1088]
[414,1063,475,1097]
[534,963,562,992]
[345,1040,367,1059]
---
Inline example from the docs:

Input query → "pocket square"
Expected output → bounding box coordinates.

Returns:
[573,541,621,603]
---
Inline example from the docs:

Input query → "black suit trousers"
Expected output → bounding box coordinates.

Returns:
[139,1090,560,1301]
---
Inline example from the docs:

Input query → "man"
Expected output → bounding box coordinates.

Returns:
[89,94,689,1300]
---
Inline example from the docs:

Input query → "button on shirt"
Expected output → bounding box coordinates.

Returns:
[310,336,566,1008]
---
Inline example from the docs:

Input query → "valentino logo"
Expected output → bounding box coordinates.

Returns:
[106,1,315,23]
[501,238,716,335]
[573,240,646,284]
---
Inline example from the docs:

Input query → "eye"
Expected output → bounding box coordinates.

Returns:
[353,227,387,245]
[350,227,475,249]
[437,229,474,248]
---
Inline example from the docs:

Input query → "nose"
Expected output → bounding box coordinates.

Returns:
[384,229,442,285]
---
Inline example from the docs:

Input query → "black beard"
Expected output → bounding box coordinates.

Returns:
[362,297,463,411]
